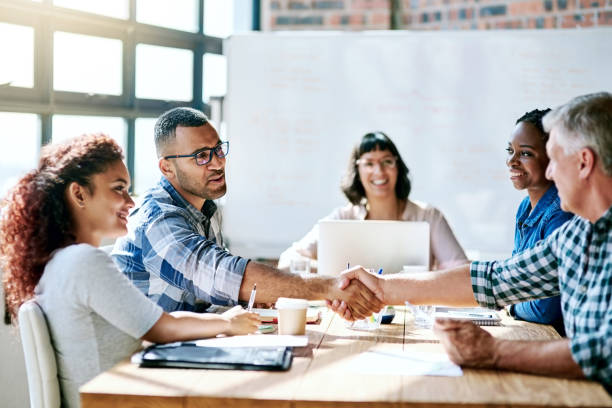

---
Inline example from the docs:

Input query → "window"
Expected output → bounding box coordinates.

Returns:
[0,1,254,196]
[134,118,160,195]
[136,44,193,101]
[54,32,123,95]
[53,0,129,20]
[204,0,234,38]
[52,115,127,153]
[203,53,227,102]
[136,0,199,33]
[0,23,34,88]
[0,112,39,196]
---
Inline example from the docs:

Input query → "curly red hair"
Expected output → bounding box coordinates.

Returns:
[1,134,123,323]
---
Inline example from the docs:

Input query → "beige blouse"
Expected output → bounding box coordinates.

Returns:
[278,200,468,271]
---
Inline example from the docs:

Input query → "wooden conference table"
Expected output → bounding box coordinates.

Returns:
[80,307,612,408]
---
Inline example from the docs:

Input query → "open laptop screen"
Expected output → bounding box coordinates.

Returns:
[317,220,430,276]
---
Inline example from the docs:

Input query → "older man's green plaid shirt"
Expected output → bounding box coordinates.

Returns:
[471,206,612,389]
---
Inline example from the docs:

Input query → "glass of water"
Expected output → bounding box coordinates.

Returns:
[406,301,435,329]
[290,257,311,274]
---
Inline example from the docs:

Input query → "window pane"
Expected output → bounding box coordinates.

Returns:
[135,44,193,101]
[0,23,34,88]
[204,0,234,38]
[53,0,129,19]
[136,0,199,33]
[52,115,127,154]
[54,32,122,95]
[134,118,160,195]
[203,53,226,102]
[0,113,39,196]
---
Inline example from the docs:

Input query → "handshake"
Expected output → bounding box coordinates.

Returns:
[323,264,506,372]
[324,266,388,321]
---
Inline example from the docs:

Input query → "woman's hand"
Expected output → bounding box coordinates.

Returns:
[222,305,261,335]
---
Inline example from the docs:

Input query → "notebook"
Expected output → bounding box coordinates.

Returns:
[138,343,293,371]
[318,220,430,276]
[434,307,502,326]
[253,307,321,324]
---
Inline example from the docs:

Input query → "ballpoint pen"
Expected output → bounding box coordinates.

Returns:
[247,283,256,311]
[375,269,386,327]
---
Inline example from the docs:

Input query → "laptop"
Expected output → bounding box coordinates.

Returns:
[317,220,430,276]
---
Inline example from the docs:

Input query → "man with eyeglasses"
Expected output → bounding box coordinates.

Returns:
[112,107,382,319]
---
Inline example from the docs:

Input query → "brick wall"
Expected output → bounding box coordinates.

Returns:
[262,0,612,30]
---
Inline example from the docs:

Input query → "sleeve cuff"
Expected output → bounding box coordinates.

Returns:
[470,261,499,309]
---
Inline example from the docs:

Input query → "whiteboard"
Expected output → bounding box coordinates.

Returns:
[223,29,612,259]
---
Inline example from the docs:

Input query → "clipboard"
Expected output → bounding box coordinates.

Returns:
[138,343,293,371]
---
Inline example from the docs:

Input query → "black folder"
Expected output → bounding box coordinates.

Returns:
[139,343,293,371]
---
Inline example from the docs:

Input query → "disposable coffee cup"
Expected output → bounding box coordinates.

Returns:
[275,297,308,335]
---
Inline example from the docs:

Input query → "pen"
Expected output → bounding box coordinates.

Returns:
[375,268,386,327]
[247,283,256,311]
[448,311,493,318]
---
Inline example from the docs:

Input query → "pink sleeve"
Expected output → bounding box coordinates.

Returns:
[428,208,468,269]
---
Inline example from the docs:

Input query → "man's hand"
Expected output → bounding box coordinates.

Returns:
[433,318,499,368]
[327,271,385,321]
[327,266,385,320]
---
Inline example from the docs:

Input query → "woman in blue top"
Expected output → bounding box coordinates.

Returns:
[506,108,574,336]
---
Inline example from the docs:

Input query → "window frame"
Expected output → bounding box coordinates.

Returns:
[0,0,236,193]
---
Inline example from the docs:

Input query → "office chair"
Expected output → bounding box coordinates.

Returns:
[18,300,61,408]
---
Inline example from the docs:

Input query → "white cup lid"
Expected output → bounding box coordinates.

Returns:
[275,297,308,310]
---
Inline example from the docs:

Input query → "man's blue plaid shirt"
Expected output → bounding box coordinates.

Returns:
[471,205,612,389]
[112,177,248,312]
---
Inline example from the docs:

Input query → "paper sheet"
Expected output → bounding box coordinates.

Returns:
[191,334,309,348]
[345,349,463,377]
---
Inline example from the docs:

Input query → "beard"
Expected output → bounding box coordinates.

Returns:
[175,164,227,200]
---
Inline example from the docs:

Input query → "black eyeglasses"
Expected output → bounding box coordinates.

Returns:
[163,141,229,166]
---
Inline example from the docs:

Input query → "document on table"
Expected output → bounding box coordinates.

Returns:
[346,349,463,377]
[191,334,309,348]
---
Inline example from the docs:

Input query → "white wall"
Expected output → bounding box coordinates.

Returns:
[223,29,612,259]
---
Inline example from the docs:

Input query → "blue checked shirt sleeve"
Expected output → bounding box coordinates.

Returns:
[470,232,561,310]
[142,212,248,306]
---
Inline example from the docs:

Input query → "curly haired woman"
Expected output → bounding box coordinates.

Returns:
[1,134,259,408]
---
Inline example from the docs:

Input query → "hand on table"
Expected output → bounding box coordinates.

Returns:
[433,318,499,368]
[222,305,261,335]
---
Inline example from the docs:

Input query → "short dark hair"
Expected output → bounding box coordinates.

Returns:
[516,108,552,142]
[341,131,411,205]
[154,107,209,156]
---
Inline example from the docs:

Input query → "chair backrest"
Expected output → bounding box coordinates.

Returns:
[18,300,61,408]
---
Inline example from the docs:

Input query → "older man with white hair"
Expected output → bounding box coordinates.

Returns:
[335,92,612,391]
